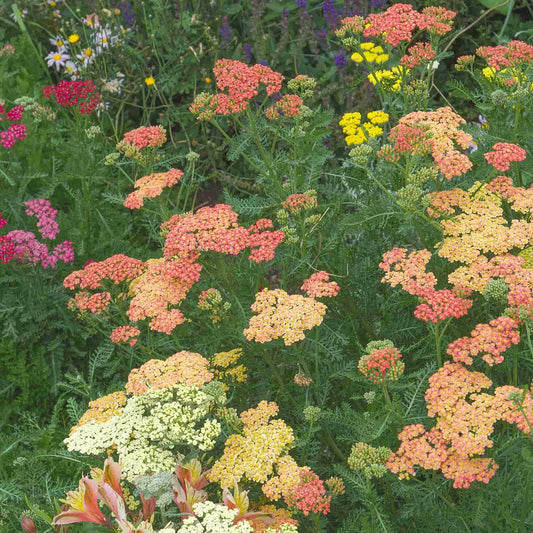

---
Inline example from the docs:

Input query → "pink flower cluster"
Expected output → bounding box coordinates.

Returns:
[43,80,102,115]
[285,470,331,516]
[122,125,167,150]
[24,198,60,239]
[110,325,141,347]
[0,104,27,149]
[301,271,340,298]
[1,200,74,269]
[484,142,527,172]
[162,204,284,263]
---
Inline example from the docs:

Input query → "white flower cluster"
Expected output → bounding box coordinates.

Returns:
[265,525,298,533]
[65,384,221,481]
[178,502,253,533]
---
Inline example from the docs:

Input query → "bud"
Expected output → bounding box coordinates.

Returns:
[348,442,392,479]
[294,372,313,386]
[21,517,37,533]
[303,405,322,423]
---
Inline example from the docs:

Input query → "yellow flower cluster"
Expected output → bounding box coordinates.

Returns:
[208,401,295,488]
[339,110,389,146]
[212,348,247,388]
[243,289,327,346]
[351,42,389,64]
[368,65,410,92]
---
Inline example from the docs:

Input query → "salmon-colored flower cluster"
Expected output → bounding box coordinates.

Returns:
[162,204,284,263]
[354,4,455,47]
[388,362,533,488]
[476,40,533,71]
[110,325,141,347]
[208,401,295,488]
[379,248,473,322]
[447,317,520,366]
[265,95,303,120]
[125,351,213,394]
[70,391,127,434]
[122,125,167,150]
[124,168,183,209]
[284,470,331,516]
[379,107,472,180]
[400,42,436,68]
[127,257,201,334]
[301,271,339,298]
[244,289,327,346]
[358,347,404,384]
[282,192,317,213]
[484,142,526,172]
[190,59,285,117]
[43,80,102,115]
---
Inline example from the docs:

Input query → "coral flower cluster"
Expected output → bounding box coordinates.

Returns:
[358,347,405,384]
[301,271,340,298]
[484,142,526,172]
[282,192,317,213]
[122,125,167,150]
[0,103,28,149]
[43,80,102,114]
[476,40,533,71]
[379,107,473,179]
[124,168,183,209]
[162,204,284,263]
[337,4,455,46]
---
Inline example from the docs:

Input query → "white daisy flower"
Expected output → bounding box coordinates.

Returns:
[45,50,70,71]
[50,35,68,51]
[76,47,96,66]
[10,9,28,21]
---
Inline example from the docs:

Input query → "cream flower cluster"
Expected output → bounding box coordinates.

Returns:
[178,502,253,533]
[65,384,222,481]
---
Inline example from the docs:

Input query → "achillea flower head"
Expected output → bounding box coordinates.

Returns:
[110,325,140,347]
[209,401,294,488]
[301,271,340,298]
[284,470,331,516]
[484,142,526,172]
[265,95,303,119]
[401,42,436,68]
[446,316,520,366]
[379,107,473,180]
[325,477,345,495]
[358,346,404,384]
[124,168,183,209]
[339,110,389,145]
[367,66,410,92]
[244,289,327,346]
[70,391,127,434]
[43,80,102,115]
[126,351,213,394]
[24,199,59,239]
[476,40,533,71]
[122,125,166,150]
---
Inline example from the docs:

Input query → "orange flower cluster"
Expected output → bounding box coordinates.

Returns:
[484,142,526,172]
[301,271,340,298]
[388,363,533,488]
[476,40,533,71]
[70,391,127,435]
[162,204,284,264]
[379,107,472,179]
[124,168,183,209]
[358,347,404,384]
[125,351,213,394]
[244,289,327,346]
[379,248,472,322]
